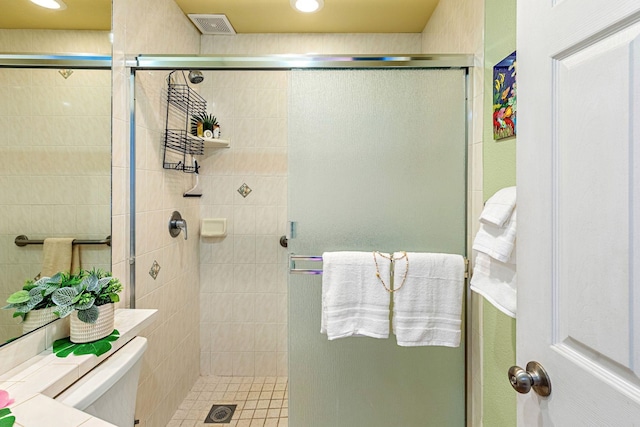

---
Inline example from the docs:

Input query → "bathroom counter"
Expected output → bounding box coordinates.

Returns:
[0,308,158,427]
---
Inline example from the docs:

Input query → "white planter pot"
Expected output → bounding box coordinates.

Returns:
[70,303,115,343]
[22,306,59,334]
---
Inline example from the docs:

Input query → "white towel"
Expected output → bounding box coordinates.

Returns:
[321,251,391,340]
[392,252,465,347]
[480,186,516,227]
[472,209,517,263]
[470,251,517,318]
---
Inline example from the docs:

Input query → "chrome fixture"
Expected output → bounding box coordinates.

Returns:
[169,211,188,240]
[15,235,111,247]
[188,70,204,84]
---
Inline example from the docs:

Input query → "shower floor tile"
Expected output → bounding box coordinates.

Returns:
[168,376,289,427]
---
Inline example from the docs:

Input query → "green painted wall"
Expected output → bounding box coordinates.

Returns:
[483,0,517,425]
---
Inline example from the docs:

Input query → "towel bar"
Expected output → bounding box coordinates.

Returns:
[289,254,469,277]
[289,255,323,275]
[14,235,112,247]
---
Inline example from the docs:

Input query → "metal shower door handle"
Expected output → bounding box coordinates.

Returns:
[508,361,551,397]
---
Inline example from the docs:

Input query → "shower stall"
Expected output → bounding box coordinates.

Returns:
[129,54,470,426]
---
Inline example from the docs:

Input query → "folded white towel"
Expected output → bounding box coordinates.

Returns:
[472,209,517,263]
[470,251,517,318]
[480,186,516,227]
[392,252,465,347]
[321,251,391,340]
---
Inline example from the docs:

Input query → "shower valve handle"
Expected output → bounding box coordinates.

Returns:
[175,219,187,240]
[169,211,188,240]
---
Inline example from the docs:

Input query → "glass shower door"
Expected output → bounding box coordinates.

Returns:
[288,69,468,426]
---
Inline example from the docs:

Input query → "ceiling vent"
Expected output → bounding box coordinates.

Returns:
[188,14,236,35]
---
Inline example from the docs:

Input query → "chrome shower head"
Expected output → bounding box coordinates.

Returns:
[188,70,204,84]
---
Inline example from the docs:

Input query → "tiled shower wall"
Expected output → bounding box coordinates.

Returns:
[0,30,112,343]
[198,34,423,378]
[111,0,202,425]
[197,70,289,377]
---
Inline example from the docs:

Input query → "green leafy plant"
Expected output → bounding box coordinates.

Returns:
[191,112,219,135]
[51,268,122,324]
[2,273,69,320]
[3,269,122,324]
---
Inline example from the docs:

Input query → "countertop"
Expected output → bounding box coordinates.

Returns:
[0,309,157,427]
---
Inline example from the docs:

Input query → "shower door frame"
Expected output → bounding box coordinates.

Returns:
[127,53,474,422]
[131,53,472,70]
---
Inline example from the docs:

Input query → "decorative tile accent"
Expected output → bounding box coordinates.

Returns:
[237,183,252,198]
[149,260,161,280]
[58,69,73,79]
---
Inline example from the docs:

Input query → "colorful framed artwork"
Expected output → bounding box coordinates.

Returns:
[493,51,516,140]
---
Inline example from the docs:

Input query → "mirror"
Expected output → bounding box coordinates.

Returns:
[0,0,112,346]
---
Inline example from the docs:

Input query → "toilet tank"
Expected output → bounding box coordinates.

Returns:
[55,337,148,427]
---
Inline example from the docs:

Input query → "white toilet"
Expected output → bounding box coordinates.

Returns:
[55,337,148,427]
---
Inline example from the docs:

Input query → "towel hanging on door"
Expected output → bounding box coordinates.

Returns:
[320,251,465,347]
[321,251,391,340]
[392,252,466,347]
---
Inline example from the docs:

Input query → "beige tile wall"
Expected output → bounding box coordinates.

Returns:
[197,70,289,377]
[111,0,202,426]
[0,30,112,343]
[421,1,486,426]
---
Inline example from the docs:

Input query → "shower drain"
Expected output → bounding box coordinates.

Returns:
[205,404,237,424]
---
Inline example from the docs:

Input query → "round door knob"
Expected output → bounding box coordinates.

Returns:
[507,361,551,397]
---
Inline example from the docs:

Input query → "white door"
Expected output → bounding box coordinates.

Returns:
[517,0,640,424]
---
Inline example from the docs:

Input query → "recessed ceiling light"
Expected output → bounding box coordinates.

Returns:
[30,0,67,10]
[291,0,324,13]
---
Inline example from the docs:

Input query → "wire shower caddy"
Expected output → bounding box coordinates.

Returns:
[163,70,207,173]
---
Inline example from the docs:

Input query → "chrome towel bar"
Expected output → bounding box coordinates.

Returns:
[288,254,469,277]
[289,255,323,275]
[14,235,112,247]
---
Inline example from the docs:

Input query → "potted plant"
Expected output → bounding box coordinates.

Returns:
[3,273,70,333]
[191,113,219,138]
[51,268,122,343]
